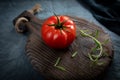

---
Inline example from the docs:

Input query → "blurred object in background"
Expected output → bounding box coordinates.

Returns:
[78,0,120,35]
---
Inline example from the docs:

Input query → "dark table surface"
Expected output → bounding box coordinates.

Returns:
[0,0,120,80]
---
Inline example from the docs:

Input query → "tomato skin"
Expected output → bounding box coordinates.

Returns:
[41,15,76,49]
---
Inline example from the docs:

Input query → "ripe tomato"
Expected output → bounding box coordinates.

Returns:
[41,15,76,49]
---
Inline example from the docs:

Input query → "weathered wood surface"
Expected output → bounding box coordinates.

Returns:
[23,14,113,80]
[0,0,120,80]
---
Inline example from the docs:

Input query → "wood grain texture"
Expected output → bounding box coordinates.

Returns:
[1,0,120,80]
[25,16,113,80]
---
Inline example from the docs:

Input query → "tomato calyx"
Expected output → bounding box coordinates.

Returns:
[48,15,67,30]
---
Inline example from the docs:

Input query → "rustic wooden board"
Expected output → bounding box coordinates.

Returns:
[25,16,113,80]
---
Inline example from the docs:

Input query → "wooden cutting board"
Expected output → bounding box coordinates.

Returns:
[13,11,113,80]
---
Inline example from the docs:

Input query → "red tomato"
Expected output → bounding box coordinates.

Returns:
[41,15,76,49]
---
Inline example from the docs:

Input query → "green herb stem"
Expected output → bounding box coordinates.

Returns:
[72,51,78,58]
[54,57,61,66]
[54,57,66,71]
[79,30,103,62]
[54,66,66,71]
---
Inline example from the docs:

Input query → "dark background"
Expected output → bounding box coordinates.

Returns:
[0,0,120,80]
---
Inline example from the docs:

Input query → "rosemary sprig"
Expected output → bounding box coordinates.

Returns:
[55,66,66,71]
[54,57,61,66]
[97,62,104,66]
[79,29,103,62]
[90,60,104,67]
[102,39,109,45]
[94,30,99,38]
[72,51,78,58]
[54,57,66,71]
